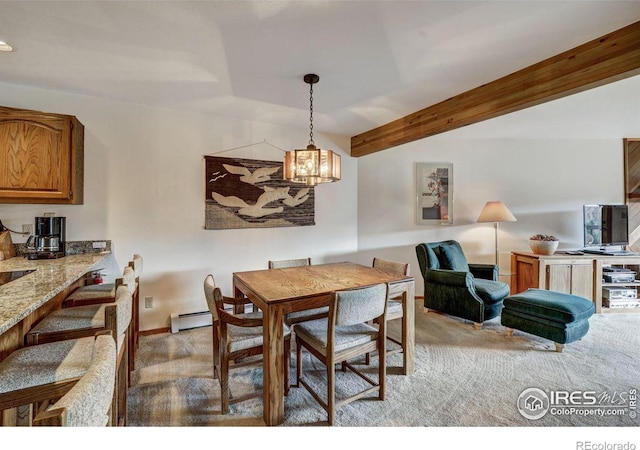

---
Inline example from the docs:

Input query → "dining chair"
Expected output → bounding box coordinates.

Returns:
[32,333,117,426]
[24,285,133,426]
[367,257,410,369]
[294,283,388,425]
[268,258,329,326]
[0,332,116,426]
[204,274,291,414]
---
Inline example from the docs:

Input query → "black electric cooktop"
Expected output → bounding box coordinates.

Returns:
[0,269,36,287]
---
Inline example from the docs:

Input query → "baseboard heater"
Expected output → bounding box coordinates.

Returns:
[170,310,212,333]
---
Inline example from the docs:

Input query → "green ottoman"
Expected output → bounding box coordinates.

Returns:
[501,288,595,352]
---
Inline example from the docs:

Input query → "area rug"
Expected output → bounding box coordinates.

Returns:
[127,305,640,427]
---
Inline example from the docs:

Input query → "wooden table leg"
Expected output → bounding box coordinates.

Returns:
[402,281,415,375]
[262,304,285,426]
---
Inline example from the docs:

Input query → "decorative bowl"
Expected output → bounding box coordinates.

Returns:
[529,239,559,255]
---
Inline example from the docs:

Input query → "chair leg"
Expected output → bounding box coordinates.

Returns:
[327,360,335,426]
[295,337,302,388]
[284,338,291,396]
[505,327,513,337]
[131,291,138,370]
[127,327,134,386]
[116,340,128,426]
[220,354,230,414]
[212,324,220,380]
[379,335,386,401]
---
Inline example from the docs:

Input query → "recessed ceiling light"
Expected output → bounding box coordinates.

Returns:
[0,41,14,52]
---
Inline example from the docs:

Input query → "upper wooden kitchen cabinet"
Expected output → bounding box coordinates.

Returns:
[0,106,84,204]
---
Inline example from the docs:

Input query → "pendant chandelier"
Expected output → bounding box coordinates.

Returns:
[284,74,341,186]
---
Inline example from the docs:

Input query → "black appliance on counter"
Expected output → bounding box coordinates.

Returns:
[26,216,66,260]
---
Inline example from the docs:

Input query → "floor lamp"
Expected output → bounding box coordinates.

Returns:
[477,201,517,266]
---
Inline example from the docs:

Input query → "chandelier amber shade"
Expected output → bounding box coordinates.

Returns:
[284,144,341,186]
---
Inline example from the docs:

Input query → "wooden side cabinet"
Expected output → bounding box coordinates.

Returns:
[512,251,640,314]
[512,252,594,300]
[0,106,84,204]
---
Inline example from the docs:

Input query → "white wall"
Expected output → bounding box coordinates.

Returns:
[356,75,640,297]
[0,82,357,330]
[2,74,638,329]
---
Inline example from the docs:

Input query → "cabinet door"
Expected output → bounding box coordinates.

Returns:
[513,254,539,293]
[546,263,593,298]
[0,108,83,204]
[547,264,572,294]
[570,263,593,299]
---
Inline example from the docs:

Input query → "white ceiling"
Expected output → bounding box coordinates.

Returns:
[0,1,639,138]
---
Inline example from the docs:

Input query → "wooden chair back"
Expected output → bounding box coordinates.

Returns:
[268,258,311,269]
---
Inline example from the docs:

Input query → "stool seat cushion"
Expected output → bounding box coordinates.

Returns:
[504,289,595,323]
[29,304,106,333]
[66,283,116,301]
[0,337,95,394]
[27,304,127,352]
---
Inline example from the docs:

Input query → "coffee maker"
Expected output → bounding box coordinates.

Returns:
[26,216,66,260]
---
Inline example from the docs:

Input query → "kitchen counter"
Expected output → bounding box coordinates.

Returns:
[0,252,110,336]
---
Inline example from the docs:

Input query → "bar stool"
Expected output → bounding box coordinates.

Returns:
[62,265,137,382]
[0,332,117,426]
[24,285,132,425]
[65,256,142,374]
[64,255,141,308]
[33,333,117,426]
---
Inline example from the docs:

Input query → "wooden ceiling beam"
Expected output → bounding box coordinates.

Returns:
[351,20,640,157]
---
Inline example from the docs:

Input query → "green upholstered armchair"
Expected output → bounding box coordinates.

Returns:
[415,240,510,328]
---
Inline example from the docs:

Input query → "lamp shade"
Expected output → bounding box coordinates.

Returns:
[477,201,517,223]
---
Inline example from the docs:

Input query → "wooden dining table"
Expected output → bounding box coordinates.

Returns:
[232,261,415,426]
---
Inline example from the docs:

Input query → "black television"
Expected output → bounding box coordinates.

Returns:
[583,204,630,254]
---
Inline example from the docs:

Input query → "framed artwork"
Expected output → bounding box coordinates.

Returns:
[416,162,453,225]
[204,155,315,229]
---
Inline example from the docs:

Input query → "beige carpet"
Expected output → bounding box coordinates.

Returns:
[128,304,640,428]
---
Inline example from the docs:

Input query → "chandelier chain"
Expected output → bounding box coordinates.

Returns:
[308,82,314,145]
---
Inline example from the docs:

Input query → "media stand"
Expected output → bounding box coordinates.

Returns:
[511,251,640,314]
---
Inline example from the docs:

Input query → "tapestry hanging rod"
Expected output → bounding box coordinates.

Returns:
[205,140,286,157]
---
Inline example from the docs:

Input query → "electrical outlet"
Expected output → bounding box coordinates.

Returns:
[145,296,153,309]
[22,224,33,235]
[92,241,107,249]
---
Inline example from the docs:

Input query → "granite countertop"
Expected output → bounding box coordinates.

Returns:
[0,252,111,335]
